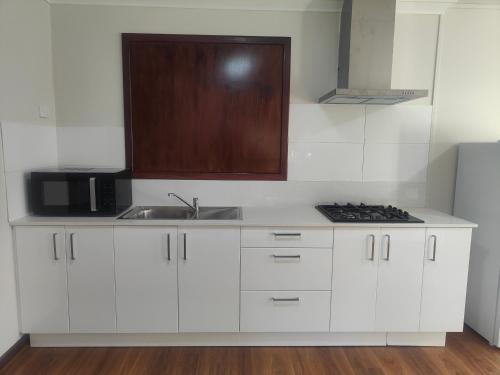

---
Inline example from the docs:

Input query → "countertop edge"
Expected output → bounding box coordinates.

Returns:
[9,207,478,229]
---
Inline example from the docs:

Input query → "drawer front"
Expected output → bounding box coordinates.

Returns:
[241,227,333,248]
[241,248,332,291]
[240,291,331,332]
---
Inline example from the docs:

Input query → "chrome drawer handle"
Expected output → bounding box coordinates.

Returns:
[272,254,301,260]
[70,233,76,260]
[52,233,59,261]
[430,235,437,261]
[383,234,391,261]
[271,297,300,303]
[183,233,187,260]
[368,234,375,261]
[166,233,171,261]
[273,233,302,237]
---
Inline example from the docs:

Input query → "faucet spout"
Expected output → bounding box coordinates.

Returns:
[168,193,199,218]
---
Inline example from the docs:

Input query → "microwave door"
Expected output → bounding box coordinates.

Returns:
[67,176,93,214]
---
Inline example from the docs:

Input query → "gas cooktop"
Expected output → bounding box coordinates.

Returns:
[316,203,424,223]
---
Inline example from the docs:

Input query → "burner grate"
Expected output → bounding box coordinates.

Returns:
[316,203,424,223]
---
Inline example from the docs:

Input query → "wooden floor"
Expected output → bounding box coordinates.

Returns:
[2,327,500,375]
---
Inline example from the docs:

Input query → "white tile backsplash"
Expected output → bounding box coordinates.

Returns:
[0,105,433,217]
[0,122,58,172]
[57,125,125,168]
[0,122,59,220]
[289,104,365,143]
[288,142,363,181]
[365,105,432,144]
[363,143,430,183]
[132,179,427,208]
[4,171,29,221]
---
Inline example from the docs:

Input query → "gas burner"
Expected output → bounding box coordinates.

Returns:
[316,203,424,223]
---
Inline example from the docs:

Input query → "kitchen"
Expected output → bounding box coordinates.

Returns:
[0,0,499,374]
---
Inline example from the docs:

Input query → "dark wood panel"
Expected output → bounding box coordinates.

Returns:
[2,327,500,375]
[122,34,290,180]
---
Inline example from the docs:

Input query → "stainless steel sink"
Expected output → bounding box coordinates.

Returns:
[119,206,242,220]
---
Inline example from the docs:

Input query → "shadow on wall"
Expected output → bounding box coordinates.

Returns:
[296,6,339,103]
[427,142,459,214]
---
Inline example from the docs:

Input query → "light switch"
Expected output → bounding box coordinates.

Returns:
[38,105,50,119]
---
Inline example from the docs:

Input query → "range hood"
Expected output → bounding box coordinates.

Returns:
[319,0,428,105]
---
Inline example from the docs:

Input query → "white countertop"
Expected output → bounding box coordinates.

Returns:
[10,206,477,228]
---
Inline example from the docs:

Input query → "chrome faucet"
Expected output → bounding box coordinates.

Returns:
[168,193,199,218]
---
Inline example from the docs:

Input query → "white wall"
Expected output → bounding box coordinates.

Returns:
[0,0,57,356]
[428,8,500,213]
[0,129,19,357]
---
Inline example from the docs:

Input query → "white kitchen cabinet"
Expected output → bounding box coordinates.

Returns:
[178,227,240,332]
[241,247,332,291]
[332,227,427,333]
[15,226,69,333]
[240,291,331,332]
[375,228,426,332]
[115,227,178,333]
[241,227,333,248]
[66,227,116,332]
[420,228,472,332]
[331,228,379,332]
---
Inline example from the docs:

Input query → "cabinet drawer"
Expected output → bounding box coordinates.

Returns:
[241,228,333,248]
[240,291,331,332]
[241,248,332,291]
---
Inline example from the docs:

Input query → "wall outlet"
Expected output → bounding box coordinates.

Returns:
[38,105,50,119]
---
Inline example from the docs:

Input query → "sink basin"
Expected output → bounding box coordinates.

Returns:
[119,206,242,220]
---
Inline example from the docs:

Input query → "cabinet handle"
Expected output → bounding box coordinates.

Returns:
[383,234,391,261]
[368,234,375,261]
[70,233,76,260]
[271,297,300,303]
[183,233,187,260]
[166,233,171,261]
[272,254,301,260]
[273,233,301,238]
[52,233,59,260]
[89,177,97,212]
[430,235,437,261]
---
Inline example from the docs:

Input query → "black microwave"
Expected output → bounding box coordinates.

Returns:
[30,168,132,216]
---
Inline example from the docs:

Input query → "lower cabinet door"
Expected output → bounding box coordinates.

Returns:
[15,226,69,333]
[115,227,178,332]
[331,228,379,332]
[375,228,426,332]
[178,227,240,332]
[420,228,472,332]
[240,291,331,332]
[66,227,116,332]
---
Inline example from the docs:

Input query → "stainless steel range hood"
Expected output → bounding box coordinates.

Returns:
[319,0,428,105]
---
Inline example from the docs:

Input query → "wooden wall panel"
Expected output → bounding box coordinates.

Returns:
[122,34,290,180]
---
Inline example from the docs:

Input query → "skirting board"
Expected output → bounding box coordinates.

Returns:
[387,332,446,346]
[29,332,446,347]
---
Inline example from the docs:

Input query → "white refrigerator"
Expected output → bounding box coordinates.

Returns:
[455,142,500,346]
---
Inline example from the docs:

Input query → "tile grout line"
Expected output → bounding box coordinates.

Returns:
[361,105,367,182]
